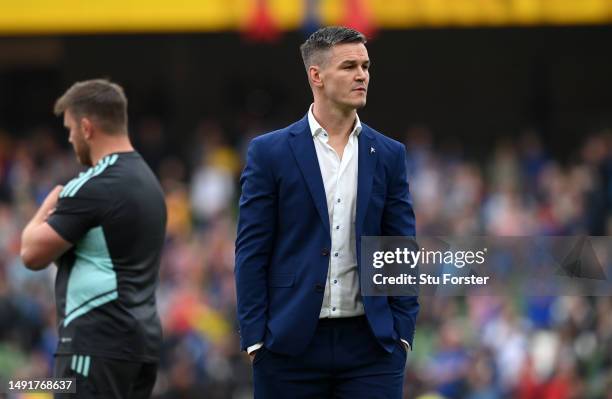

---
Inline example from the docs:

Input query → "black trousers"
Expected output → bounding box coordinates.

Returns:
[54,354,157,399]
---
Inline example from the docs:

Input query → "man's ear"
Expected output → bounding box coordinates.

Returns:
[309,65,323,88]
[80,117,93,140]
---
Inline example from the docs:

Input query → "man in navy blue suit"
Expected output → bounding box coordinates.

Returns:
[235,26,419,398]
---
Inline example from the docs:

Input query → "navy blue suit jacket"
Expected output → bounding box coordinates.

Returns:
[235,114,419,356]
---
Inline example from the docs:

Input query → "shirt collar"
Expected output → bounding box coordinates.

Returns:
[307,104,362,138]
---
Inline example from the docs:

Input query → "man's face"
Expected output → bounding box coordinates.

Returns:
[64,110,92,167]
[318,42,370,111]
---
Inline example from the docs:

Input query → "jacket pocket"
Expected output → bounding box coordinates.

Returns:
[268,273,295,287]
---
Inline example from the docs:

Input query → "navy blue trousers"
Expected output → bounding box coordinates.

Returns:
[252,316,407,399]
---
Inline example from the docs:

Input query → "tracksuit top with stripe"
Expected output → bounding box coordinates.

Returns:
[47,151,167,362]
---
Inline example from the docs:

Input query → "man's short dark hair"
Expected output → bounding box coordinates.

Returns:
[300,26,366,69]
[54,79,128,134]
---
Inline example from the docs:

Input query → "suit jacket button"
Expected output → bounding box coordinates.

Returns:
[321,248,329,256]
[315,284,324,293]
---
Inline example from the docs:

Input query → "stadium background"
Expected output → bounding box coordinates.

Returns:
[1,1,612,398]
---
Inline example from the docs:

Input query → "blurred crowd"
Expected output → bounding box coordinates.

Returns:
[0,119,611,399]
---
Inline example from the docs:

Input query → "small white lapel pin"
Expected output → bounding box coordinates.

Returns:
[370,147,376,154]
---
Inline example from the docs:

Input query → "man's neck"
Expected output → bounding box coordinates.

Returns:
[312,100,357,139]
[90,136,134,166]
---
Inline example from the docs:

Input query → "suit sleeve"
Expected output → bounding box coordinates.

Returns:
[382,144,420,349]
[235,138,277,351]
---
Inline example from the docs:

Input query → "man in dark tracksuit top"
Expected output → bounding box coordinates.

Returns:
[21,79,167,399]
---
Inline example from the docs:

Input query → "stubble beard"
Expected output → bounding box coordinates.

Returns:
[74,142,93,167]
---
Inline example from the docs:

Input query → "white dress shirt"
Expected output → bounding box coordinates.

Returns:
[308,105,365,319]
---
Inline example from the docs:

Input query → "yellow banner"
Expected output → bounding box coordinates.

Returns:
[0,0,611,34]
[0,0,301,34]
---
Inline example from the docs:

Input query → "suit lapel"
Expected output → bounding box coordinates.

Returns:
[356,127,377,233]
[288,116,331,236]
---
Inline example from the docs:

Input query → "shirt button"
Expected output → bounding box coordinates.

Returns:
[332,307,336,311]
[337,198,341,203]
[336,226,340,230]
[333,279,338,284]
[334,252,339,257]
